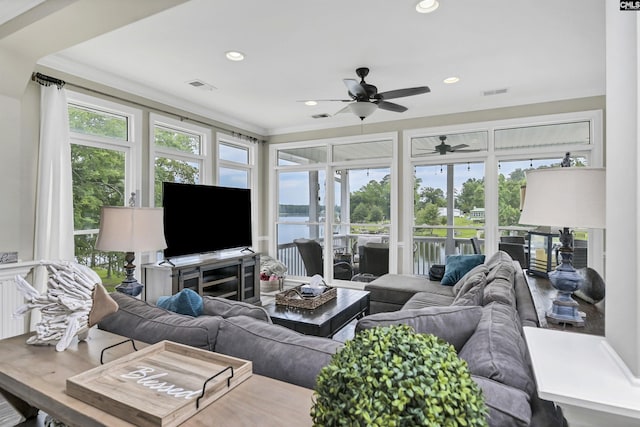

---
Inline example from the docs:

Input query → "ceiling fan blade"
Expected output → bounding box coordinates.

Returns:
[376,100,407,113]
[343,79,367,99]
[296,99,351,103]
[376,86,430,100]
[449,144,469,150]
[451,149,481,153]
[334,105,352,115]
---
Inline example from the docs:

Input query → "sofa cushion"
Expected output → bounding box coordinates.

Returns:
[451,272,486,306]
[202,296,271,323]
[98,292,221,351]
[472,375,532,427]
[452,264,489,295]
[487,259,516,283]
[401,291,456,309]
[355,305,482,351]
[214,315,342,389]
[157,288,203,317]
[441,254,486,286]
[459,302,534,396]
[365,274,455,311]
[484,250,515,270]
[483,277,517,308]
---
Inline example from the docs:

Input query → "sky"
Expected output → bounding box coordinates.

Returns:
[277,157,577,206]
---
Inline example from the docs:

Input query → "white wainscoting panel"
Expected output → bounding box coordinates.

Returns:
[0,261,38,339]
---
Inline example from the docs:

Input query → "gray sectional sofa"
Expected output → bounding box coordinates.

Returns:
[98,250,565,427]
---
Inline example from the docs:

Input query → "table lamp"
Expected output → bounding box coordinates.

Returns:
[95,206,167,296]
[519,167,605,326]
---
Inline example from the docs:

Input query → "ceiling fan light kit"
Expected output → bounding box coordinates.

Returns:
[315,67,431,121]
[349,101,378,120]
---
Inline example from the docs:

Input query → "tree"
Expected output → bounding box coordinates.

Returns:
[417,187,445,210]
[457,178,484,213]
[416,203,441,226]
[350,175,391,222]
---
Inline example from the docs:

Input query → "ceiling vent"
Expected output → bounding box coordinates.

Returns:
[483,88,508,96]
[186,79,216,91]
[312,113,331,119]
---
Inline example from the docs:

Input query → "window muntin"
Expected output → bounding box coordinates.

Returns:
[68,104,128,140]
[412,162,486,274]
[278,146,327,165]
[68,92,141,290]
[411,131,488,157]
[154,156,201,206]
[333,140,392,162]
[154,124,202,155]
[495,121,590,150]
[219,167,249,188]
[151,114,210,206]
[220,142,249,164]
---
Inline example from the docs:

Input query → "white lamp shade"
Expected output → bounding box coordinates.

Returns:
[349,101,378,119]
[519,167,606,229]
[95,206,167,252]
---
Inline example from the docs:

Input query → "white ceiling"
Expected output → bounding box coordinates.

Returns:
[38,0,606,136]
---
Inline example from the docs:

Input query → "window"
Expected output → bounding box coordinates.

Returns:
[217,137,254,189]
[406,111,602,275]
[412,162,486,274]
[273,134,396,281]
[68,91,142,289]
[151,114,211,206]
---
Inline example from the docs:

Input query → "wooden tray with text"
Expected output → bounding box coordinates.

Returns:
[66,340,252,427]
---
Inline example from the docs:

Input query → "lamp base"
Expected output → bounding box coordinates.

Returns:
[115,252,144,297]
[546,244,585,327]
[546,298,585,327]
[115,280,143,297]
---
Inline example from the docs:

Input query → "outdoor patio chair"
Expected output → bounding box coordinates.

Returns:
[294,238,353,280]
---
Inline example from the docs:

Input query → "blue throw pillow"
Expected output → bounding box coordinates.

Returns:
[157,288,203,317]
[441,254,486,286]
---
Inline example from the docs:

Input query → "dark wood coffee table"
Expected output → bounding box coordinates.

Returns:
[263,287,370,338]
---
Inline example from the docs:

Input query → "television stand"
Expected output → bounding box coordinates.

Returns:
[158,258,176,267]
[142,252,261,305]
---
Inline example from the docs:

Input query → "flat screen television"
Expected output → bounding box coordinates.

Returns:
[162,182,252,259]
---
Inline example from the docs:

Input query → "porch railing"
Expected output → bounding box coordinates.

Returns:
[277,235,482,278]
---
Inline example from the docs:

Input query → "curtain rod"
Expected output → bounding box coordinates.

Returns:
[30,71,265,144]
[31,72,65,89]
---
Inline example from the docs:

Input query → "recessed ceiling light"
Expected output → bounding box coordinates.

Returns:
[225,51,245,61]
[416,0,439,13]
[444,76,460,84]
[304,101,318,106]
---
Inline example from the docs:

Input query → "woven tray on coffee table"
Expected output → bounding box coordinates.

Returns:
[275,285,337,310]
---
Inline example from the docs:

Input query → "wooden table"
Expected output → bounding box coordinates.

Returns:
[0,329,314,426]
[526,273,604,336]
[263,287,369,337]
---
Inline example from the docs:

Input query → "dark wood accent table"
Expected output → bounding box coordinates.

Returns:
[0,329,313,426]
[526,273,604,336]
[263,288,370,337]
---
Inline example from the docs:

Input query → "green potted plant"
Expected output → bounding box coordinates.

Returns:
[311,324,488,426]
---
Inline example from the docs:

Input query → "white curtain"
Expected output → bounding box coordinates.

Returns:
[31,84,74,328]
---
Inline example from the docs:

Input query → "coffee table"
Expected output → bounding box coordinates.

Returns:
[263,287,370,337]
[0,329,313,426]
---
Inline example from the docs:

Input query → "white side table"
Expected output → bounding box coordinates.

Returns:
[524,327,640,427]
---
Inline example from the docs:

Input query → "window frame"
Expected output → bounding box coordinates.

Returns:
[269,132,398,281]
[403,109,603,274]
[149,113,212,206]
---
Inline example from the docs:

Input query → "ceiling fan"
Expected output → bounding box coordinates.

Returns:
[310,67,430,120]
[418,135,481,155]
